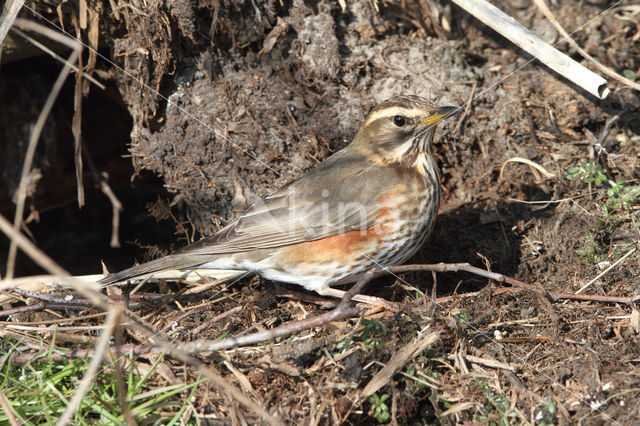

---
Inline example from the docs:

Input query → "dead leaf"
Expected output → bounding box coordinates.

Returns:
[262,17,289,53]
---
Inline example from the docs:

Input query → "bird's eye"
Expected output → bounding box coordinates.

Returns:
[393,115,406,127]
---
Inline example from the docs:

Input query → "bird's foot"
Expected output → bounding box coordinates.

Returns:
[316,287,398,313]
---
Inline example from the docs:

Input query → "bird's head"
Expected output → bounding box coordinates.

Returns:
[353,95,460,169]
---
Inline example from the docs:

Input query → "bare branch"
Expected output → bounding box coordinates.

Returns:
[534,0,640,93]
[451,0,609,99]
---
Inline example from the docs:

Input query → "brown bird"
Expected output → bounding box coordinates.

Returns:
[100,96,459,301]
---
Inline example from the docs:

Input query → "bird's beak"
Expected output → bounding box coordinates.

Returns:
[419,106,462,127]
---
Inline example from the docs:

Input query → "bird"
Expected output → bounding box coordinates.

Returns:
[100,96,460,302]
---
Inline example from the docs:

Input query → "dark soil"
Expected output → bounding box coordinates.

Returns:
[2,0,640,423]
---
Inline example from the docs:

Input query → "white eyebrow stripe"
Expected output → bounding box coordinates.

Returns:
[364,107,427,125]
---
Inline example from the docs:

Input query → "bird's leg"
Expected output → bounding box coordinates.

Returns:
[316,287,395,309]
[273,283,337,308]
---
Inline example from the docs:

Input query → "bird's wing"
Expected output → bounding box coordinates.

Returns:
[175,149,403,255]
[99,149,405,285]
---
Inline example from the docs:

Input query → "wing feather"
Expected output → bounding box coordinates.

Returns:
[175,149,403,256]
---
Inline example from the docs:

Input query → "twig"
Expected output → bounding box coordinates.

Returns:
[0,303,87,317]
[6,19,82,279]
[576,248,636,294]
[112,319,136,426]
[453,81,476,134]
[0,389,19,426]
[9,27,105,89]
[7,344,155,365]
[176,260,616,354]
[8,259,638,357]
[56,305,123,426]
[181,302,363,353]
[499,157,555,181]
[72,19,85,208]
[451,0,609,99]
[180,271,375,353]
[0,0,25,46]
[361,329,441,399]
[11,288,94,306]
[597,113,622,148]
[2,288,172,317]
[84,145,123,247]
[523,107,541,147]
[0,213,71,279]
[189,305,243,336]
[446,354,515,371]
[534,0,640,93]
[385,263,639,304]
[0,213,279,424]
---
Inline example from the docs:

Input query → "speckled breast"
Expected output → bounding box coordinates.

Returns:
[350,163,441,274]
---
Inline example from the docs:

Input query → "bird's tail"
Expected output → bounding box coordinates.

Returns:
[99,254,212,286]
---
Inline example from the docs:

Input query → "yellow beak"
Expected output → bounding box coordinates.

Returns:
[420,106,461,126]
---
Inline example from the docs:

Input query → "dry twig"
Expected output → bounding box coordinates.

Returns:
[0,390,19,426]
[56,305,123,426]
[0,213,280,425]
[0,0,25,45]
[179,271,372,353]
[499,157,555,181]
[6,19,82,279]
[576,248,636,294]
[534,0,640,92]
[361,329,441,399]
[8,27,105,89]
[84,147,123,247]
[453,81,476,134]
[451,0,609,98]
[386,263,639,304]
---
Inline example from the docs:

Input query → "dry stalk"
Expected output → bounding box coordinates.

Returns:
[451,0,609,98]
[534,0,640,92]
[0,213,280,425]
[5,19,82,279]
